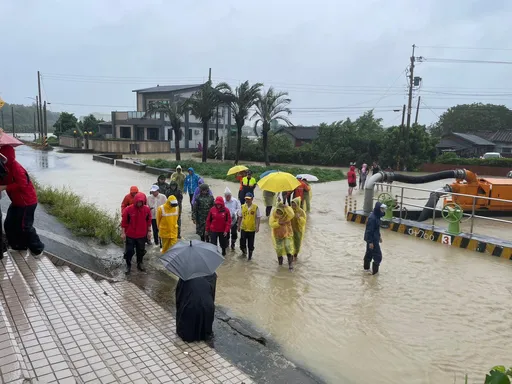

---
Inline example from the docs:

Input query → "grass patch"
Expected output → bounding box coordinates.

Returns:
[33,181,123,246]
[142,159,345,182]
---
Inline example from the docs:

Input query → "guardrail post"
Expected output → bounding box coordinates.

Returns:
[399,188,404,222]
[470,196,476,235]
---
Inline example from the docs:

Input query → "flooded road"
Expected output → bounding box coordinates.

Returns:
[18,146,512,384]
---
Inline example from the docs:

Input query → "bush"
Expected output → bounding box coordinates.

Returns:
[142,159,345,183]
[435,155,512,167]
[34,181,123,246]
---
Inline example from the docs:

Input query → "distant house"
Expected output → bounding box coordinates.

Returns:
[105,84,232,150]
[274,126,319,147]
[472,130,512,156]
[436,132,495,157]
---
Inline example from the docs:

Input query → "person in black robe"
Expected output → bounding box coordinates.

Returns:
[175,273,217,342]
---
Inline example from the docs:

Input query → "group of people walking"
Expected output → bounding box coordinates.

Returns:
[119,166,312,273]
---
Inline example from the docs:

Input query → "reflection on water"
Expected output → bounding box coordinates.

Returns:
[15,146,512,384]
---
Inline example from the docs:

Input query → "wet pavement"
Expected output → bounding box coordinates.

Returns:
[9,145,512,384]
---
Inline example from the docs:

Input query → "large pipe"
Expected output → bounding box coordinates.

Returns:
[417,185,452,222]
[363,169,467,214]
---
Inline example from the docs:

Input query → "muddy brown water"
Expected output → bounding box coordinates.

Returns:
[18,147,512,384]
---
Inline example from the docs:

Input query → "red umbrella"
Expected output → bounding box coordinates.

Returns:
[0,130,23,147]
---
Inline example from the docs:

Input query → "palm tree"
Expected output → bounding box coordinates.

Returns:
[187,81,227,162]
[145,100,186,160]
[217,81,263,165]
[251,87,292,166]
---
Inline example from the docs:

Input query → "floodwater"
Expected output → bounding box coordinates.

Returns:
[16,146,512,384]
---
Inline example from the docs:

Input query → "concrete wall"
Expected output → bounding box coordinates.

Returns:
[88,139,170,153]
[59,136,82,148]
[420,163,511,177]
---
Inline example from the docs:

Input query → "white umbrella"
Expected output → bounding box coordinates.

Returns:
[297,174,319,182]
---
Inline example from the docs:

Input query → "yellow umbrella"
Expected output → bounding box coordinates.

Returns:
[227,165,249,176]
[257,172,301,193]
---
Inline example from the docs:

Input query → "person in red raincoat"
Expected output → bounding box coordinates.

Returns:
[347,165,357,196]
[0,145,44,256]
[205,196,232,256]
[121,186,139,212]
[293,177,311,209]
[121,192,152,275]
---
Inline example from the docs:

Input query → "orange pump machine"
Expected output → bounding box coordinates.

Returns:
[444,170,512,211]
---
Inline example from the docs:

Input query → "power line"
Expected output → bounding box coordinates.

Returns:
[419,57,512,65]
[418,45,512,52]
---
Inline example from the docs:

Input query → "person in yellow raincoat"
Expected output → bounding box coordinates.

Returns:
[157,195,180,253]
[291,197,307,262]
[269,202,295,270]
[302,179,312,213]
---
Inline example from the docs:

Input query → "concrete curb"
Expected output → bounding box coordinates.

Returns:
[347,211,512,260]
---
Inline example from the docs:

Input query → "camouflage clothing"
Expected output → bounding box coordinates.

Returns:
[155,175,171,198]
[193,192,214,238]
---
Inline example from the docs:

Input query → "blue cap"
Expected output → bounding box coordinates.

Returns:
[244,192,254,199]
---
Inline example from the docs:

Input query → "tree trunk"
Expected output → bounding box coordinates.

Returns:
[202,120,209,163]
[174,125,181,161]
[262,126,270,166]
[235,124,243,165]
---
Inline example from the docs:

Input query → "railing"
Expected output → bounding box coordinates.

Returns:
[373,182,512,237]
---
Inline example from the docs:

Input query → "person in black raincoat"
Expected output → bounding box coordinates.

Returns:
[175,273,217,342]
[363,201,386,275]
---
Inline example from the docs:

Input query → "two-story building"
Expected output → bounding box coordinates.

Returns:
[100,84,232,152]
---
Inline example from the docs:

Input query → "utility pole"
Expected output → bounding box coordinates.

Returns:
[43,101,48,138]
[33,112,37,141]
[38,71,43,138]
[36,95,41,139]
[406,44,416,130]
[414,95,421,125]
[400,104,406,132]
[11,106,15,135]
[208,68,211,82]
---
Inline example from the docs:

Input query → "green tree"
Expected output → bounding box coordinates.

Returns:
[217,80,263,165]
[53,112,78,137]
[79,114,102,135]
[187,81,226,163]
[435,103,512,135]
[251,88,292,166]
[146,100,186,161]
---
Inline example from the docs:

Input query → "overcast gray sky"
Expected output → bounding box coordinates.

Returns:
[2,0,512,127]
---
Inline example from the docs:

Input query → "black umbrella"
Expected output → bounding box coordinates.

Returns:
[160,240,225,280]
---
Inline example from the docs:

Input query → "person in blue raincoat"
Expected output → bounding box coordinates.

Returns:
[184,167,200,207]
[363,202,387,275]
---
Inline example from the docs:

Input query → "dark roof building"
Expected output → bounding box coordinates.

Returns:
[274,126,319,147]
[132,84,203,94]
[437,132,495,157]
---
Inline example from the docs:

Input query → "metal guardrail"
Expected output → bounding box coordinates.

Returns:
[373,182,512,236]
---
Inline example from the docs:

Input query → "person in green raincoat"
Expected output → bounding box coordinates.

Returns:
[302,179,312,213]
[262,190,276,217]
[291,197,307,262]
[269,202,295,270]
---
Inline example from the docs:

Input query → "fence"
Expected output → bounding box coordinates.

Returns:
[374,183,512,237]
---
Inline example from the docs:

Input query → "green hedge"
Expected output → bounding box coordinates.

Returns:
[435,153,512,167]
[142,159,345,183]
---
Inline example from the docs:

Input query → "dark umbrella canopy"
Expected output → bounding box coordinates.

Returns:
[160,240,225,280]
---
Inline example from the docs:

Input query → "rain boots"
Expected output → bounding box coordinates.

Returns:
[248,251,253,261]
[278,256,283,265]
[231,242,235,251]
[372,262,379,275]
[137,263,146,272]
[287,254,294,271]
[293,254,298,262]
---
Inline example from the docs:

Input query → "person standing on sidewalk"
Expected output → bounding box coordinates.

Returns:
[0,145,44,256]
[121,192,152,275]
[237,192,261,260]
[363,201,386,275]
[147,185,167,247]
[223,187,241,251]
[205,196,232,256]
